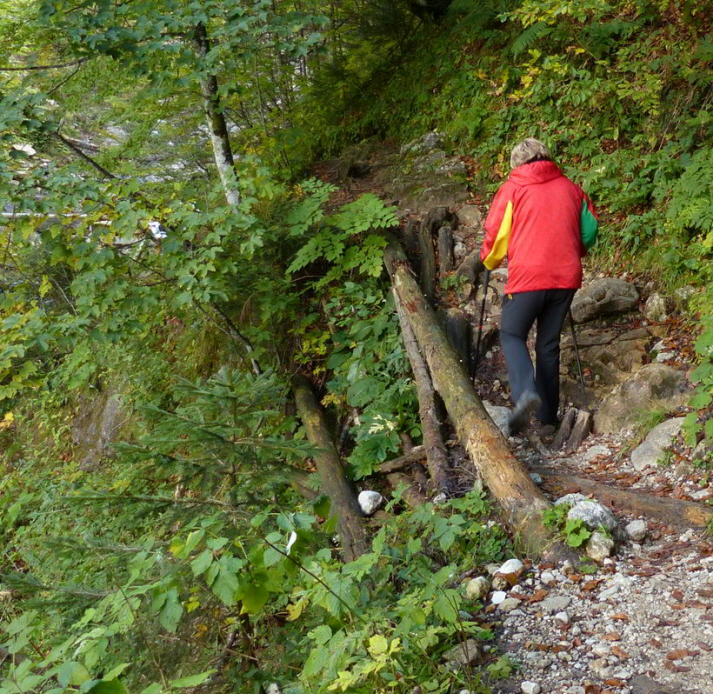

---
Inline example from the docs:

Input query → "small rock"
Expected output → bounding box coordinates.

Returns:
[491,575,509,590]
[555,493,589,507]
[498,597,522,612]
[652,340,667,352]
[655,351,675,362]
[432,492,447,505]
[486,563,501,575]
[540,571,557,585]
[582,445,612,462]
[612,668,633,680]
[358,490,384,516]
[266,684,280,694]
[530,472,543,485]
[465,576,490,600]
[491,591,507,605]
[554,611,570,625]
[521,682,542,694]
[643,292,667,322]
[587,531,615,562]
[443,638,480,668]
[498,558,524,576]
[567,500,618,531]
[540,595,572,613]
[592,644,610,657]
[625,520,647,542]
[590,658,611,678]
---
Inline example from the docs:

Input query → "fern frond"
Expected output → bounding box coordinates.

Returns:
[511,22,552,56]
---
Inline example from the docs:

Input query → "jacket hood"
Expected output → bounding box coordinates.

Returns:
[509,160,562,185]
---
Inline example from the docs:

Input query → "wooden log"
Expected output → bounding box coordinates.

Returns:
[553,407,578,450]
[384,238,555,554]
[379,445,427,473]
[292,375,368,561]
[565,410,592,453]
[417,221,437,303]
[437,307,470,371]
[386,471,428,507]
[402,218,421,274]
[437,225,454,274]
[534,468,713,529]
[395,291,452,494]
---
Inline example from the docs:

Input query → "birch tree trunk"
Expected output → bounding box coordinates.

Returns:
[193,23,240,207]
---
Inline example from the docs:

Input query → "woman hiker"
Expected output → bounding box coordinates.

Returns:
[477,138,598,436]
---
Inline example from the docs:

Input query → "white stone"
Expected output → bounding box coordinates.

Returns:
[655,351,675,362]
[358,490,383,516]
[581,445,612,462]
[625,519,647,542]
[540,571,557,585]
[491,591,507,605]
[592,644,610,657]
[521,682,542,694]
[266,685,280,694]
[465,576,490,600]
[498,558,524,576]
[612,668,633,680]
[567,500,618,531]
[587,531,615,561]
[432,492,448,505]
[554,611,570,625]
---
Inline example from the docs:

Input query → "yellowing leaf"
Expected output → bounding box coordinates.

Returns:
[367,634,388,657]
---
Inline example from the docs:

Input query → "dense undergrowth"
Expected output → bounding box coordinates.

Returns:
[1,1,712,693]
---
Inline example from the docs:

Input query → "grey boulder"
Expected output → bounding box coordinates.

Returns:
[629,417,686,470]
[570,278,639,323]
[594,364,688,433]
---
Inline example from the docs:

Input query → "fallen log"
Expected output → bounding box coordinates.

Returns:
[384,237,555,554]
[394,290,452,494]
[534,468,713,528]
[379,445,427,473]
[292,375,368,560]
[417,221,437,303]
[386,470,428,507]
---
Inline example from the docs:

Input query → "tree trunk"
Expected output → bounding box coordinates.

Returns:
[384,238,555,554]
[193,23,240,207]
[292,375,367,561]
[437,225,454,274]
[394,290,452,494]
[534,468,713,528]
[417,221,437,303]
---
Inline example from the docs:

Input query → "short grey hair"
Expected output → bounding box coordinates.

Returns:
[510,138,551,169]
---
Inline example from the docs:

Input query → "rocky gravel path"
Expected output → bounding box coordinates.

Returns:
[484,533,713,694]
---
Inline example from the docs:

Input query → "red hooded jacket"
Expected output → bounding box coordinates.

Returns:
[479,160,598,294]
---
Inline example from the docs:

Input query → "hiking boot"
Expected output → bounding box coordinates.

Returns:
[506,390,542,436]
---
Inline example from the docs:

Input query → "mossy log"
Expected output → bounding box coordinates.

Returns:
[292,375,368,560]
[384,237,555,554]
[394,290,452,494]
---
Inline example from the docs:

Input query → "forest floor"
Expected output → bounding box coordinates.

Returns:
[312,136,713,694]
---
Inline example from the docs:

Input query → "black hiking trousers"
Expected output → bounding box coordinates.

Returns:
[500,288,577,425]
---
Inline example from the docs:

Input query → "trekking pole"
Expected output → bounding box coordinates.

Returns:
[473,269,490,373]
[568,309,588,411]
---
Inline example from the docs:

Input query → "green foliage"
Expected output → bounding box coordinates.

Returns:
[543,504,592,548]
